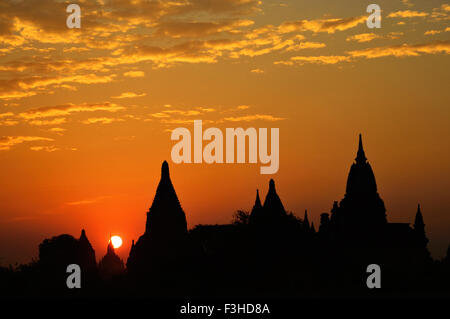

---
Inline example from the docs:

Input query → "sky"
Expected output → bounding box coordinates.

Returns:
[0,0,449,265]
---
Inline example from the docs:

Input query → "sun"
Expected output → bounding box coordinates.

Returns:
[110,235,123,249]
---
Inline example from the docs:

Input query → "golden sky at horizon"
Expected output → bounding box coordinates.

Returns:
[1,0,450,265]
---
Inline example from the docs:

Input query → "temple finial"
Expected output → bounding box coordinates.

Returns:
[414,203,424,228]
[255,189,261,206]
[79,229,87,241]
[304,209,311,231]
[107,236,115,254]
[356,133,367,164]
[161,160,169,178]
[269,179,275,191]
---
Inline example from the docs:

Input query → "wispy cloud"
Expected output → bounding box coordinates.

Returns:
[19,103,124,119]
[30,145,59,152]
[279,16,367,34]
[123,71,145,78]
[66,195,111,206]
[28,118,66,126]
[275,55,351,65]
[346,33,381,43]
[387,10,429,18]
[0,136,54,151]
[222,114,285,122]
[82,117,125,125]
[275,40,450,66]
[348,41,450,59]
[112,92,147,99]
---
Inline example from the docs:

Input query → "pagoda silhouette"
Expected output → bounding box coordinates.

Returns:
[330,134,387,231]
[127,161,195,284]
[320,135,430,260]
[98,240,125,280]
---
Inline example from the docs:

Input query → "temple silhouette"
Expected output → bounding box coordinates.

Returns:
[1,134,449,297]
[98,240,125,280]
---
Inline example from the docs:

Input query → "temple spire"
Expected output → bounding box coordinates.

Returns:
[249,189,264,225]
[161,160,170,179]
[107,239,115,255]
[263,179,286,216]
[254,189,262,209]
[145,160,187,238]
[269,179,275,192]
[304,210,310,232]
[79,229,87,241]
[356,133,367,164]
[414,204,425,232]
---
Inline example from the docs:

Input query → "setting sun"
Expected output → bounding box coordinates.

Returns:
[110,235,123,249]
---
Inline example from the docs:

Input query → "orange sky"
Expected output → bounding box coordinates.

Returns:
[1,0,450,265]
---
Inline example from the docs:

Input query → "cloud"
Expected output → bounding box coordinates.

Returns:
[250,68,264,73]
[30,145,59,152]
[48,127,66,134]
[222,114,285,122]
[28,118,66,126]
[430,4,450,21]
[82,117,125,125]
[387,10,429,18]
[279,16,367,34]
[19,102,124,119]
[0,112,14,118]
[63,47,90,53]
[0,74,116,100]
[0,136,54,151]
[150,106,216,119]
[346,32,404,43]
[276,40,450,66]
[123,71,145,78]
[66,195,111,206]
[275,55,351,65]
[155,19,254,38]
[425,27,450,35]
[401,0,414,7]
[0,119,19,126]
[346,33,381,43]
[112,92,147,99]
[285,41,326,51]
[348,41,450,59]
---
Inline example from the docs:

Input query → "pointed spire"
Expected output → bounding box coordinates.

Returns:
[161,160,170,179]
[79,229,87,240]
[249,189,264,225]
[304,209,310,231]
[269,179,275,192]
[146,160,187,238]
[356,133,367,164]
[107,236,115,255]
[254,189,262,209]
[107,241,115,254]
[414,204,425,230]
[79,229,92,247]
[263,179,286,216]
